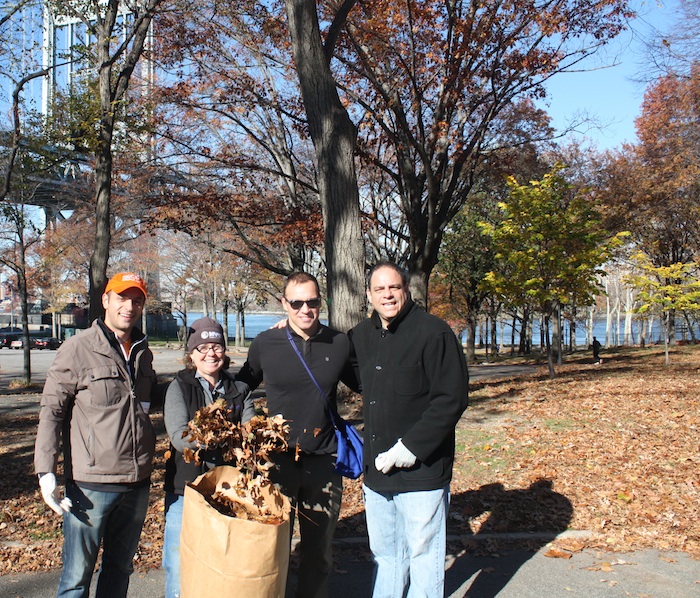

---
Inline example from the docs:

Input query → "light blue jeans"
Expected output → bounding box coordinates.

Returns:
[162,492,184,598]
[58,482,150,598]
[363,484,449,598]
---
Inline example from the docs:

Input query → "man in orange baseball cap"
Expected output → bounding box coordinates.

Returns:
[35,270,157,597]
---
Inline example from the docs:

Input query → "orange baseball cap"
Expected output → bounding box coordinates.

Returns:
[104,272,147,298]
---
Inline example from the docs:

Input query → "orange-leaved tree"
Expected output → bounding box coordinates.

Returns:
[332,0,633,306]
[599,67,700,270]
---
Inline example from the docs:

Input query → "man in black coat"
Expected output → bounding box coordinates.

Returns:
[349,261,469,597]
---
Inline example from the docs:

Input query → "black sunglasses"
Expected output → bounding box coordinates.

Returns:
[286,297,322,310]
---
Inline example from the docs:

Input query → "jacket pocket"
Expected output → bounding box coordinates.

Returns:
[400,457,446,483]
[394,364,425,396]
[86,365,124,406]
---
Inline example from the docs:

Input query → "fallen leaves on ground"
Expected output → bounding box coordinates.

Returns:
[0,345,697,576]
[449,345,700,559]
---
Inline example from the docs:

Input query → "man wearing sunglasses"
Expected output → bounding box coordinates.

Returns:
[236,272,359,598]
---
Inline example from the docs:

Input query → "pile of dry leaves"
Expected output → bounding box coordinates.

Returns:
[448,345,700,559]
[181,399,289,522]
[1,345,697,576]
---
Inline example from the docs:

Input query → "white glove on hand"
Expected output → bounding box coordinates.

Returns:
[374,440,417,474]
[39,473,72,515]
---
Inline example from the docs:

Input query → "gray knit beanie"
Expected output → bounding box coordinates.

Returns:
[187,317,225,352]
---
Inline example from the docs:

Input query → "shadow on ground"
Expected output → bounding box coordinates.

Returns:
[332,478,573,597]
[446,479,572,596]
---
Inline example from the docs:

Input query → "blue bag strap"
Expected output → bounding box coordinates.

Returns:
[285,326,341,431]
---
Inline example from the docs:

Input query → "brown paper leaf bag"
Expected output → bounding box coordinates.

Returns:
[180,465,291,598]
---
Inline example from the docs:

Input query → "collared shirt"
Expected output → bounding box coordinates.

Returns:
[194,372,225,405]
[236,325,358,454]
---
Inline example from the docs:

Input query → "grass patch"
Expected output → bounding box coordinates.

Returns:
[541,417,576,432]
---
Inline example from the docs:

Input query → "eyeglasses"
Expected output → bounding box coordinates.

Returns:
[285,297,322,310]
[194,344,225,355]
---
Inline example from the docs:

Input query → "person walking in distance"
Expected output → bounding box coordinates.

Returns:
[591,336,602,364]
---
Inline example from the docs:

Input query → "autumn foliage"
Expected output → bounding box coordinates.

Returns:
[181,400,289,522]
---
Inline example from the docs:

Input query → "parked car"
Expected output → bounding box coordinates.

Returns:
[10,338,37,349]
[0,334,19,348]
[34,337,62,350]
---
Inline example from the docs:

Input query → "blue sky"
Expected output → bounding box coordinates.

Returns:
[541,0,678,151]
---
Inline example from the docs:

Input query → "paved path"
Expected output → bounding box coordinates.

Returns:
[0,544,697,597]
[0,346,534,393]
[0,347,536,415]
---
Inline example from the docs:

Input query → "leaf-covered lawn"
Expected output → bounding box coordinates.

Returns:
[449,345,700,558]
[1,345,698,575]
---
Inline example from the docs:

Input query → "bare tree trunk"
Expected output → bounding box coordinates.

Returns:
[17,246,32,384]
[553,303,563,366]
[639,316,647,348]
[284,0,364,333]
[497,318,504,357]
[667,308,676,345]
[544,313,555,379]
[540,315,546,354]
[623,287,634,345]
[519,307,531,354]
[605,288,613,347]
[86,0,163,321]
[464,312,477,363]
[683,312,698,342]
[181,307,188,355]
[88,138,112,322]
[235,308,245,347]
[483,317,490,362]
[222,300,230,344]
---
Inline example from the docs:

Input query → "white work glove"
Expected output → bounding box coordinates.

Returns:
[39,473,72,515]
[375,440,417,474]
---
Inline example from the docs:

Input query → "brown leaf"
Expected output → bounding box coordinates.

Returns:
[544,548,572,559]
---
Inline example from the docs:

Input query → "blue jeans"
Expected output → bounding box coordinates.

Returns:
[363,484,449,598]
[58,482,150,598]
[162,492,184,598]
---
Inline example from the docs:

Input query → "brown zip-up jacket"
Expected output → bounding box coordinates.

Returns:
[34,319,157,484]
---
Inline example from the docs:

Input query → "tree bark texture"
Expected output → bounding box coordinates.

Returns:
[284,0,365,333]
[86,0,163,321]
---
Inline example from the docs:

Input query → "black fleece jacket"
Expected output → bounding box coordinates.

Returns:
[348,299,469,492]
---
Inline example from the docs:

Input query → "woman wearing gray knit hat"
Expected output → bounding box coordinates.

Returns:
[162,317,254,598]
